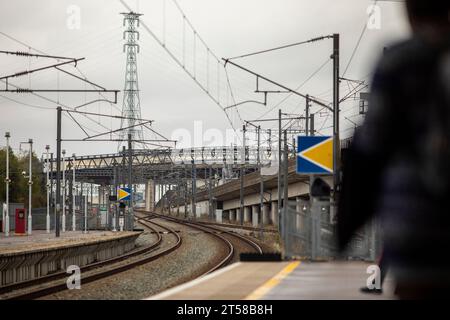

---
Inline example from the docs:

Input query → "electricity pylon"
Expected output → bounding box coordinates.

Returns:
[119,11,145,150]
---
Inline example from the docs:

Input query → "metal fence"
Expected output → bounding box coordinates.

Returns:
[284,200,381,261]
[31,208,103,231]
[1,207,135,233]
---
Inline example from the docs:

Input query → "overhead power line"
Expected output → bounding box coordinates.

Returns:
[342,0,379,77]
[0,32,116,127]
[257,58,331,120]
[0,30,122,112]
[0,94,54,110]
[119,0,242,139]
[227,35,333,61]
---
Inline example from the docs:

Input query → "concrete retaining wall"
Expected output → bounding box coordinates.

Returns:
[0,232,141,287]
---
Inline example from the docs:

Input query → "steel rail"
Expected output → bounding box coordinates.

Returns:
[1,218,179,300]
[144,211,263,259]
[138,212,234,275]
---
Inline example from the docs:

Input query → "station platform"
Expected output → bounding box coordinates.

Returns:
[0,230,141,288]
[149,261,396,300]
[0,230,136,255]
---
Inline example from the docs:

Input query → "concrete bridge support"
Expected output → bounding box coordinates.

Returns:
[230,209,237,222]
[244,206,251,223]
[252,205,259,228]
[236,208,242,223]
[145,180,155,211]
[271,201,279,226]
[223,210,229,221]
[262,204,271,226]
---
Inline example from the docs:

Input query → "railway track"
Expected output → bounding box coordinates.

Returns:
[0,217,181,300]
[189,220,278,234]
[140,214,237,276]
[1,211,264,300]
[139,211,264,264]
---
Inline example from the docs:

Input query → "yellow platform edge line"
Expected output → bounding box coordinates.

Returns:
[244,261,301,300]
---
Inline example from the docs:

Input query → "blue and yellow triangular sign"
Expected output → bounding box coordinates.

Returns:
[297,136,333,174]
[118,187,131,201]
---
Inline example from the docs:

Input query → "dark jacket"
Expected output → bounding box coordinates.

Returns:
[338,35,450,289]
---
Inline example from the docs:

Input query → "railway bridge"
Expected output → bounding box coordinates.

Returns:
[45,145,278,212]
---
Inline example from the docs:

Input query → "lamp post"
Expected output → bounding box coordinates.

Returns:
[4,132,11,237]
[20,139,34,235]
[62,149,66,232]
[28,139,33,235]
[112,192,117,232]
[84,184,88,234]
[105,191,109,230]
[55,106,62,237]
[45,145,50,233]
[72,153,76,231]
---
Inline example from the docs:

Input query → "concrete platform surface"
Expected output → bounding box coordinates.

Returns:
[263,261,396,300]
[149,261,397,300]
[0,230,138,255]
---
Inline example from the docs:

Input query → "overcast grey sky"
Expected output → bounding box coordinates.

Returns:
[0,0,410,157]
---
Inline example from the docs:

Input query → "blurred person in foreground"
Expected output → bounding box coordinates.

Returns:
[337,1,450,299]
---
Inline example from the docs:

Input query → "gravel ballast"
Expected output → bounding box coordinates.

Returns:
[40,218,225,300]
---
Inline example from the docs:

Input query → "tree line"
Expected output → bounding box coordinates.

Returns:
[0,147,46,208]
